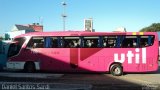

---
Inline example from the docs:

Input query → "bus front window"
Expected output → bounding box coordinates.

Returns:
[7,37,26,57]
[8,43,20,57]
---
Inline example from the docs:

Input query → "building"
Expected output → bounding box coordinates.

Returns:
[29,23,43,32]
[113,27,126,32]
[6,24,34,40]
[5,23,43,40]
[84,18,95,32]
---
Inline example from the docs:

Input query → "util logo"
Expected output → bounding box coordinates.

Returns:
[114,48,146,64]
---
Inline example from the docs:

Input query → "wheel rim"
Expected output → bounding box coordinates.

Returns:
[114,67,121,75]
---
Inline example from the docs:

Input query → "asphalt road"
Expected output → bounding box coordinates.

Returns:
[0,71,160,90]
[0,62,160,90]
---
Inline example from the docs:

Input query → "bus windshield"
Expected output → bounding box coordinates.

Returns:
[8,37,26,57]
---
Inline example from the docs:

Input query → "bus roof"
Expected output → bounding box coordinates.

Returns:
[14,31,157,38]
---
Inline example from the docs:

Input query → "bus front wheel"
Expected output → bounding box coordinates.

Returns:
[24,62,35,73]
[110,64,123,76]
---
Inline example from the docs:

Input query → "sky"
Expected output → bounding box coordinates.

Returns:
[0,0,160,34]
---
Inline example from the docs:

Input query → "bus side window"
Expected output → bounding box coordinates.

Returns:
[140,36,154,47]
[103,37,107,47]
[52,39,58,48]
[116,36,121,48]
[140,39,148,47]
[86,40,92,47]
[91,39,98,48]
[107,36,117,48]
[148,36,154,46]
[72,40,80,48]
[27,38,34,48]
[44,37,58,48]
[63,39,72,48]
[62,37,80,48]
[37,39,44,48]
[83,37,99,48]
[45,37,52,48]
[27,37,44,48]
[50,37,58,48]
[121,36,138,48]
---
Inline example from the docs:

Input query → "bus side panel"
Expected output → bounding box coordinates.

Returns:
[39,48,71,72]
[109,48,150,72]
[78,48,105,72]
[70,48,78,69]
[122,47,158,72]
[140,47,158,72]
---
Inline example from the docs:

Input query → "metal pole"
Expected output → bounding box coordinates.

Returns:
[62,1,67,31]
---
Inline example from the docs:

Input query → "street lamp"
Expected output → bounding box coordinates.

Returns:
[61,1,67,31]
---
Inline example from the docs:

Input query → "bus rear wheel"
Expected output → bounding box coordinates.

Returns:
[110,64,123,76]
[24,62,35,73]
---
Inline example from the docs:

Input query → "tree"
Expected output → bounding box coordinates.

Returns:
[139,23,160,32]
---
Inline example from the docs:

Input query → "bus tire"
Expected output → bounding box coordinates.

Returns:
[24,62,35,73]
[110,64,123,76]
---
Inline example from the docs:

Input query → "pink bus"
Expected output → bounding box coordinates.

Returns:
[6,31,159,76]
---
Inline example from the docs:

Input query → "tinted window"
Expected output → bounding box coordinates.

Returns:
[140,36,154,47]
[121,36,138,48]
[8,37,26,57]
[62,37,80,48]
[27,37,44,48]
[26,35,155,49]
[82,36,99,48]
[44,37,58,48]
[103,36,117,48]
